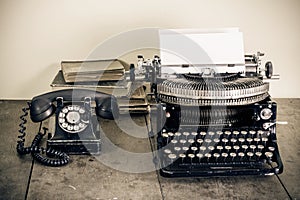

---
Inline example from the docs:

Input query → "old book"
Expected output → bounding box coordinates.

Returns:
[61,59,128,83]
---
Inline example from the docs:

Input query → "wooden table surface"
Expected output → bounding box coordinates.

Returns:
[0,99,299,200]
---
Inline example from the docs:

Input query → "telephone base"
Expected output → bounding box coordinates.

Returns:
[47,139,101,155]
[47,110,101,155]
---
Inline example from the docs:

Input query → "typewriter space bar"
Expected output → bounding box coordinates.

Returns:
[180,162,262,169]
[210,166,233,170]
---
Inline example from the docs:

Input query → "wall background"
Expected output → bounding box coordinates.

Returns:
[0,0,299,99]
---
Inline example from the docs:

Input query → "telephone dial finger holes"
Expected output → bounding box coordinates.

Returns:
[58,104,89,133]
[67,105,74,111]
[79,108,85,114]
[62,108,68,113]
[58,118,65,123]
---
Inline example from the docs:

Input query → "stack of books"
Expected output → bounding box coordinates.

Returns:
[61,59,128,83]
[50,59,148,114]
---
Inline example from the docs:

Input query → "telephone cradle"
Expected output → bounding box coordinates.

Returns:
[16,89,119,167]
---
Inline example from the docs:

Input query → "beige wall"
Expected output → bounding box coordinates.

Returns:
[0,0,299,99]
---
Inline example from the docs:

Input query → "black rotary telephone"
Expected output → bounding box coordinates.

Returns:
[17,89,119,167]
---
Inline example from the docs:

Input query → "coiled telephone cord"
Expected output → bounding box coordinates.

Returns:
[16,102,70,167]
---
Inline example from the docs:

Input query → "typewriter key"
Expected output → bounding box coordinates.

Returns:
[199,146,206,152]
[188,154,195,162]
[238,138,245,143]
[179,153,186,159]
[197,138,203,145]
[255,152,262,158]
[254,138,260,143]
[179,139,187,144]
[233,145,240,151]
[222,138,229,144]
[213,153,220,159]
[265,152,273,159]
[196,153,204,160]
[164,149,172,154]
[249,130,256,137]
[247,151,254,161]
[191,146,198,152]
[168,154,177,162]
[216,131,223,136]
[238,152,245,160]
[230,138,237,144]
[188,139,195,144]
[200,131,206,137]
[250,145,256,151]
[168,132,174,137]
[246,138,253,143]
[205,153,212,159]
[225,146,232,151]
[191,132,198,137]
[208,146,215,151]
[268,146,275,151]
[174,132,181,137]
[183,132,190,138]
[213,138,220,143]
[257,144,264,151]
[171,139,178,144]
[182,146,189,152]
[224,131,231,137]
[217,146,224,151]
[205,138,212,144]
[247,152,254,159]
[230,152,237,160]
[174,147,181,153]
[208,131,215,137]
[241,131,247,137]
[262,137,268,145]
[233,131,239,136]
[221,153,228,158]
[242,145,248,151]
[168,153,177,159]
[162,133,169,138]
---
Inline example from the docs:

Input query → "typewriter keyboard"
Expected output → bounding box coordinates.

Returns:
[158,129,282,175]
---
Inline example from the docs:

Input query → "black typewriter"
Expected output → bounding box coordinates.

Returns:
[135,48,283,177]
[155,89,283,177]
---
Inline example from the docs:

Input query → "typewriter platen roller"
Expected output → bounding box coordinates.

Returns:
[137,29,283,177]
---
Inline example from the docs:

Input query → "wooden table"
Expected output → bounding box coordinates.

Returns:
[0,99,299,199]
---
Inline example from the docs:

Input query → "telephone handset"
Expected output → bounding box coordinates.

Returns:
[30,89,119,122]
[17,89,119,167]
